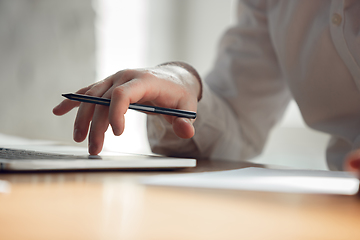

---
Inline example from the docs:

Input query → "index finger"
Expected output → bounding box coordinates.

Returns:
[53,98,81,116]
[53,86,93,116]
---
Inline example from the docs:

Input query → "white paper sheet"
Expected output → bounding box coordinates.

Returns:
[142,167,359,195]
[0,180,11,194]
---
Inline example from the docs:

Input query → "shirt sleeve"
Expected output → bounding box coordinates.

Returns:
[147,0,292,161]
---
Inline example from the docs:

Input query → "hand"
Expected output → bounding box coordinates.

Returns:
[344,149,360,176]
[53,65,201,155]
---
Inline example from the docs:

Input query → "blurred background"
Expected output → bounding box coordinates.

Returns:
[0,0,329,169]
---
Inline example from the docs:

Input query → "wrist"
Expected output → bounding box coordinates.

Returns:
[157,61,203,101]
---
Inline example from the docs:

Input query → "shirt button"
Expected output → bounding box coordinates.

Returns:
[332,13,342,26]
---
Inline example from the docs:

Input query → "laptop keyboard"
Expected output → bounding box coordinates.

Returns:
[0,148,89,160]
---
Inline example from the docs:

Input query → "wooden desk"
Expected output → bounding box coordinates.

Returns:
[1,159,360,240]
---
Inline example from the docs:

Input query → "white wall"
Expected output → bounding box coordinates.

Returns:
[0,0,95,143]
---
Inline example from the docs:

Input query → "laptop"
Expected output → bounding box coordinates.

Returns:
[0,143,196,171]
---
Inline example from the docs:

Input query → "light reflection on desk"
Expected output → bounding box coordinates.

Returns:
[1,160,360,240]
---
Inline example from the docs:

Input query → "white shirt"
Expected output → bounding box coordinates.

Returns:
[147,0,360,171]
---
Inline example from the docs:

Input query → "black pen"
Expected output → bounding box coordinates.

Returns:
[62,93,196,119]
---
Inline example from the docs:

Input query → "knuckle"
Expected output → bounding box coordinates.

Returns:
[113,69,125,77]
[112,86,127,98]
[76,85,91,94]
[77,87,88,93]
[116,69,137,83]
[85,88,97,96]
[95,79,107,87]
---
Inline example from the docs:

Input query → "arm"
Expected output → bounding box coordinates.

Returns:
[148,0,292,161]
